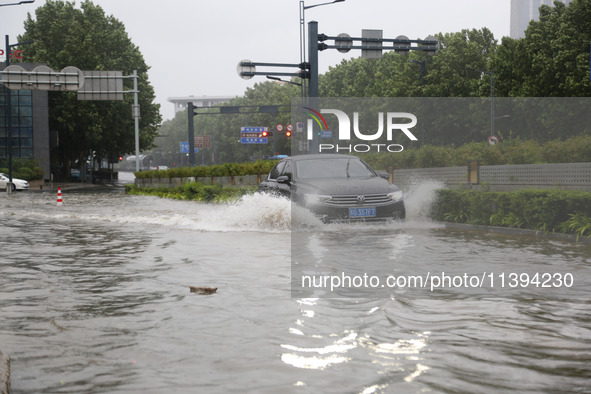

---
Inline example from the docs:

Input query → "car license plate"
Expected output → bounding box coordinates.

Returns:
[349,207,376,218]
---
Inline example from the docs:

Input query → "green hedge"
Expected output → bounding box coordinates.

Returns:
[430,189,591,238]
[134,160,278,179]
[125,182,257,203]
[363,135,591,170]
[0,159,44,181]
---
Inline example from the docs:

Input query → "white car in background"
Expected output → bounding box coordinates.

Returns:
[0,173,30,191]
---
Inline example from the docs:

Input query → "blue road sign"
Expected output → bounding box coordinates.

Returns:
[240,126,268,133]
[241,137,268,144]
[180,142,198,153]
[321,130,332,138]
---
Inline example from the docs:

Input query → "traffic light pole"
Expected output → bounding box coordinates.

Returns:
[187,102,196,165]
[308,21,320,154]
[4,35,13,192]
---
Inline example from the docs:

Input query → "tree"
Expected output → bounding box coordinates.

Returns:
[19,0,161,177]
[494,0,591,97]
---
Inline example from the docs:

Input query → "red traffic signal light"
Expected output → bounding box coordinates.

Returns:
[261,130,268,137]
[286,130,292,137]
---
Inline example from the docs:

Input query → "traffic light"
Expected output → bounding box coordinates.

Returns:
[286,130,292,138]
[260,131,273,137]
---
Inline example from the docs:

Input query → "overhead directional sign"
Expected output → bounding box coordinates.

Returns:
[241,126,268,134]
[241,137,268,144]
[77,70,124,100]
[240,126,268,144]
[1,65,85,91]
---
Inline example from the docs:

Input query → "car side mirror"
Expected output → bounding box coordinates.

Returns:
[277,175,291,185]
[378,171,389,180]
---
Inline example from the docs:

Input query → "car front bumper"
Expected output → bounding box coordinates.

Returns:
[305,200,406,222]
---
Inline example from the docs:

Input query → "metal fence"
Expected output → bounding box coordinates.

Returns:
[392,162,591,192]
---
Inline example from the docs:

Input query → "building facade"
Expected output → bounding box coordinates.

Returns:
[1,62,51,180]
[510,0,572,39]
[168,95,235,115]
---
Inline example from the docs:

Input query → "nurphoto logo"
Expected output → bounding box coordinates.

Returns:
[303,107,418,153]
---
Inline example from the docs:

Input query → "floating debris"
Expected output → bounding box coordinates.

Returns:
[189,286,217,295]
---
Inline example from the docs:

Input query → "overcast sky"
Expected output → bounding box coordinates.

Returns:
[1,0,511,121]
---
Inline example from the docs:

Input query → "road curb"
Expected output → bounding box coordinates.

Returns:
[0,349,9,394]
[443,222,591,245]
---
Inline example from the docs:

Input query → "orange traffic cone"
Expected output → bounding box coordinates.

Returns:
[57,187,63,206]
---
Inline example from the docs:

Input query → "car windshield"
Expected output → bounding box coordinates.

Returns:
[296,158,375,179]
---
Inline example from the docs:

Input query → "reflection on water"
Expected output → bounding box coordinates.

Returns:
[0,188,590,393]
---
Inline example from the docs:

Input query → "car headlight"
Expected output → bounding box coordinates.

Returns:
[304,194,332,205]
[387,190,403,202]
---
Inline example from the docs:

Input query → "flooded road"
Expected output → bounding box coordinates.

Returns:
[0,183,590,393]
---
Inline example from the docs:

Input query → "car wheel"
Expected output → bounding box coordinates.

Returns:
[11,184,15,192]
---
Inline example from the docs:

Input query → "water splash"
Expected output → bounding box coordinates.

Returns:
[402,179,444,220]
[1,180,444,233]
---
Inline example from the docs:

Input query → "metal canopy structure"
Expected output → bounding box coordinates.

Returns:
[1,65,85,91]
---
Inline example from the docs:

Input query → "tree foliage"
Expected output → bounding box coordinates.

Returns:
[494,0,591,97]
[19,0,161,175]
[152,0,591,165]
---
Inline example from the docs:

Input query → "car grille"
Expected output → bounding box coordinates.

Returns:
[326,194,391,206]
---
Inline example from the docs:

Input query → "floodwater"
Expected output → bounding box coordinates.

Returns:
[0,177,590,393]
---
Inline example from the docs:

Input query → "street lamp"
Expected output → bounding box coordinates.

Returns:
[266,75,302,87]
[467,66,495,137]
[299,0,345,96]
[0,0,35,6]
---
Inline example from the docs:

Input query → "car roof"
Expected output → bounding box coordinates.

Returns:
[289,154,361,162]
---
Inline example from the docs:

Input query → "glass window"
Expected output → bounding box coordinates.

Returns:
[19,115,32,127]
[19,128,32,137]
[1,89,35,159]
[296,158,375,179]
[20,137,33,148]
[18,94,32,106]
[281,160,293,178]
[268,161,286,180]
[20,106,32,116]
